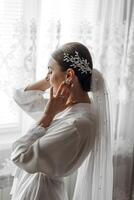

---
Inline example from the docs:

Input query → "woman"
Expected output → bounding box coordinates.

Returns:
[10,42,113,200]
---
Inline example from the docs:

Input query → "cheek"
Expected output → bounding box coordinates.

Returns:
[50,73,57,85]
[50,73,61,87]
[50,72,65,90]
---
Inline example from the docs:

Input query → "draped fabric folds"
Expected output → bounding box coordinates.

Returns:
[0,0,134,199]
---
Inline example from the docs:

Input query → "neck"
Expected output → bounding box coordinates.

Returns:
[66,89,91,105]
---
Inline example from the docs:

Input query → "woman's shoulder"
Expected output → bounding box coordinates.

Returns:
[75,113,96,134]
[50,103,97,135]
[55,111,96,134]
[67,104,97,127]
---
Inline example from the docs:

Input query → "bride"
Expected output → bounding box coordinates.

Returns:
[10,42,113,200]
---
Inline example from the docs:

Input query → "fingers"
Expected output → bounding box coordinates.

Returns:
[56,82,65,96]
[61,82,74,97]
[56,81,73,97]
[65,100,77,109]
[60,86,70,97]
[50,87,53,99]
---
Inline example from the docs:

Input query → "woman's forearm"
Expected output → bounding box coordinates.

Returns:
[24,78,50,92]
[37,113,54,128]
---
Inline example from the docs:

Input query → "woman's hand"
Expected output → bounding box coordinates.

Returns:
[24,73,51,92]
[37,81,74,127]
[44,80,74,117]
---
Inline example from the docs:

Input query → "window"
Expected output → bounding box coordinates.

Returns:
[36,0,96,79]
[0,0,96,139]
[0,0,23,136]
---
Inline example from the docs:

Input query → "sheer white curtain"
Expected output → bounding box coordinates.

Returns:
[37,0,134,199]
[92,1,134,199]
[91,1,134,199]
[0,0,41,199]
[1,0,134,199]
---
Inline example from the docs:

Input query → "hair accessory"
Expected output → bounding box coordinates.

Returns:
[63,51,92,74]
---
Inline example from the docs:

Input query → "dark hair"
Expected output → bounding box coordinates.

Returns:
[51,42,93,92]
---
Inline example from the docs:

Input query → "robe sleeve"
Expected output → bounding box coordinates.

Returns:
[13,87,48,120]
[11,120,80,178]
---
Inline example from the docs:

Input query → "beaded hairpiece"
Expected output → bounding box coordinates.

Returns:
[63,51,92,74]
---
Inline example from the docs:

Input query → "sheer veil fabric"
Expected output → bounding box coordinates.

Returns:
[72,69,113,200]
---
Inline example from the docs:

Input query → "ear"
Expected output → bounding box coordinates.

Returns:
[65,68,75,81]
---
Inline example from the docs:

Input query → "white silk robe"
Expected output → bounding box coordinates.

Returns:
[10,88,96,200]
